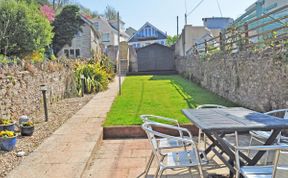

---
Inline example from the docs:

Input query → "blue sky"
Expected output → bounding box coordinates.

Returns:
[79,0,256,35]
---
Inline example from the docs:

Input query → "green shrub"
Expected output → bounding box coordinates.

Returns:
[75,63,109,95]
[0,0,53,56]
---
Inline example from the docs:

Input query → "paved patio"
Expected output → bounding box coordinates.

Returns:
[82,139,230,178]
[83,135,288,178]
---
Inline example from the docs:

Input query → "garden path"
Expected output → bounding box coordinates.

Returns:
[6,78,123,178]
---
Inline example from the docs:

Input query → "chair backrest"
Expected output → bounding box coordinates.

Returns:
[140,115,179,126]
[196,104,227,109]
[142,122,197,164]
[265,109,288,120]
[234,131,288,178]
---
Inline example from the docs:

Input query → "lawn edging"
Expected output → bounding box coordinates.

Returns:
[103,124,199,139]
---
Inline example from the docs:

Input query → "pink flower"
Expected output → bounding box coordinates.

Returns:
[40,5,55,22]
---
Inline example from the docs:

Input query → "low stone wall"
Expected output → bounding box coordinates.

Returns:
[175,47,288,112]
[0,61,77,119]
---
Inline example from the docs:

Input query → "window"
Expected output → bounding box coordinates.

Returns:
[75,31,82,37]
[148,28,151,36]
[64,49,69,57]
[70,49,74,56]
[102,33,110,42]
[76,49,80,57]
[95,22,99,31]
[144,28,148,37]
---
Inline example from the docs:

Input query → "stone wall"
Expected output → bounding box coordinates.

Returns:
[0,61,77,119]
[175,47,288,112]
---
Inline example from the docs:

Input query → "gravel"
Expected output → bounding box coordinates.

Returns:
[0,94,94,178]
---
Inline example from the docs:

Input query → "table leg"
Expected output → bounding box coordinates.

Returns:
[204,133,225,155]
[248,129,281,166]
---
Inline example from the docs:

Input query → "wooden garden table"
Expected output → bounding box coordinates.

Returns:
[182,107,288,177]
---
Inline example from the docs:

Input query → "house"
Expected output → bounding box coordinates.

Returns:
[202,17,234,30]
[128,22,167,49]
[90,16,129,48]
[234,0,287,31]
[175,25,221,56]
[57,15,101,58]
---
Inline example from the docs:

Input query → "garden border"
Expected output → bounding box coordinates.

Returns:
[103,124,199,139]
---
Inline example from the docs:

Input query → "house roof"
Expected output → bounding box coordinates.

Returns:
[125,27,137,37]
[80,14,100,39]
[136,43,172,51]
[90,16,129,38]
[128,22,167,42]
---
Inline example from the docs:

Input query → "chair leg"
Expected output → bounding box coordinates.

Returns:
[188,168,193,178]
[157,168,165,178]
[144,152,155,177]
[203,134,207,150]
[265,151,270,165]
[247,136,254,156]
[198,129,202,145]
[154,156,164,178]
[198,165,204,178]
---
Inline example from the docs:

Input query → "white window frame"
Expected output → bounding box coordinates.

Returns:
[102,33,110,42]
[95,22,99,31]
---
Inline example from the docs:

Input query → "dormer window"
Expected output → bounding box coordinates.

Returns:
[95,22,99,31]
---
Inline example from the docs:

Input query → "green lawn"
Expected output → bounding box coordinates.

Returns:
[104,75,237,126]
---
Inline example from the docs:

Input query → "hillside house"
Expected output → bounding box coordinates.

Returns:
[128,22,167,49]
[57,15,101,59]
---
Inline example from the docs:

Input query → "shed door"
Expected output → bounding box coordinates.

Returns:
[137,44,175,72]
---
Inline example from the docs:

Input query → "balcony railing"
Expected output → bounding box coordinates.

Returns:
[189,5,288,56]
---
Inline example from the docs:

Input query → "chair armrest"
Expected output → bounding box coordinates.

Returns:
[265,109,288,115]
[278,166,288,171]
[196,104,227,109]
[142,122,194,144]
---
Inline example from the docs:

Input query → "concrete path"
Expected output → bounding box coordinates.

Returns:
[7,79,122,178]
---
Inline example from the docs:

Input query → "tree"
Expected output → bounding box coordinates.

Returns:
[104,5,118,20]
[0,0,53,56]
[166,35,178,47]
[50,0,70,10]
[40,5,55,22]
[52,5,84,55]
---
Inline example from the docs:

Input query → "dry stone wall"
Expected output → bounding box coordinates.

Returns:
[175,47,288,112]
[0,61,77,119]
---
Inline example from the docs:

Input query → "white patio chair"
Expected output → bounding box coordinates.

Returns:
[142,122,207,178]
[235,131,288,178]
[248,109,288,163]
[140,115,191,177]
[196,104,227,149]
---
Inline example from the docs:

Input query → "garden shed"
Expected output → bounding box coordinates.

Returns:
[136,43,175,72]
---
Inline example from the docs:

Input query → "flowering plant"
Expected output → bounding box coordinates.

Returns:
[0,119,13,125]
[0,130,15,138]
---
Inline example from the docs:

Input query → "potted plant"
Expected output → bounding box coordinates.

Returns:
[0,119,16,131]
[0,130,17,151]
[20,121,34,136]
